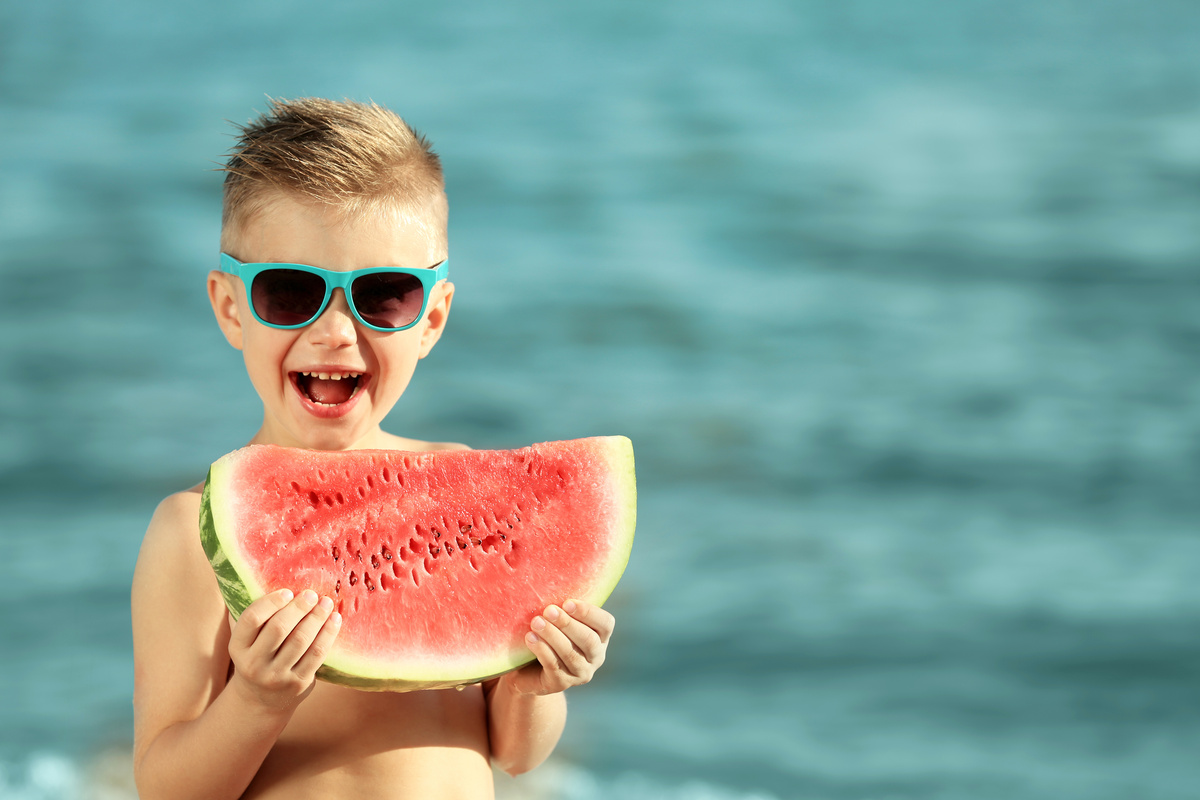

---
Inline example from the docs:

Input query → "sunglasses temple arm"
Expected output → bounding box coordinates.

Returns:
[219,253,242,277]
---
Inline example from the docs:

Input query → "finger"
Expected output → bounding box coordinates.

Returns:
[251,590,322,657]
[524,628,569,684]
[276,595,335,669]
[229,589,295,653]
[292,608,343,680]
[562,599,616,644]
[530,614,590,678]
[542,605,603,662]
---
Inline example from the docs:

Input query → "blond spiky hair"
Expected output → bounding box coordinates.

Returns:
[220,97,447,256]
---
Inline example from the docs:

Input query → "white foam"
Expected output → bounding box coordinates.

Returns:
[0,751,135,800]
[0,754,81,800]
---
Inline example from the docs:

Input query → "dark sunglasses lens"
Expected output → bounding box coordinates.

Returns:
[351,273,425,329]
[251,269,327,326]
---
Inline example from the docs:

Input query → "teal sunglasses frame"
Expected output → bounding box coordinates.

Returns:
[219,252,448,332]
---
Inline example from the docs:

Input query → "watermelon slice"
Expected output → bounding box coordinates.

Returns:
[199,437,635,691]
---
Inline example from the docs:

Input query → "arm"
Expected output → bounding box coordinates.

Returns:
[131,491,341,800]
[486,600,616,776]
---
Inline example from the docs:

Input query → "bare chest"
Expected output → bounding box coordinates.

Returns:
[243,682,494,800]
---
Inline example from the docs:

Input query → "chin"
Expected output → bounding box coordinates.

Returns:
[299,423,378,452]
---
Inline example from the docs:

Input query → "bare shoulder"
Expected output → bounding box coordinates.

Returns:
[135,485,205,567]
[132,483,218,621]
[151,484,205,528]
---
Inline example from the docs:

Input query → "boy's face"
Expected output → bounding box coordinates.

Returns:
[208,193,453,451]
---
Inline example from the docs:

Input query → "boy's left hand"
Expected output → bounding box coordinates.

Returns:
[501,599,615,696]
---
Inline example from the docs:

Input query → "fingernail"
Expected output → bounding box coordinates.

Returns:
[331,612,342,626]
[564,600,577,613]
[319,596,333,611]
[526,632,540,644]
[544,606,560,622]
[280,589,294,602]
[531,616,546,631]
[302,589,318,605]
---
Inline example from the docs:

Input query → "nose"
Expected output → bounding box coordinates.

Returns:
[306,288,358,347]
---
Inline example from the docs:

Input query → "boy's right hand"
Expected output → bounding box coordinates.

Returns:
[226,588,342,712]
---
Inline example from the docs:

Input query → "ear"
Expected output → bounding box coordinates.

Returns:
[418,281,454,359]
[208,270,245,351]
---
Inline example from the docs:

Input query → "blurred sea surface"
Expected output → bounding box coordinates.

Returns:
[2,1,1200,798]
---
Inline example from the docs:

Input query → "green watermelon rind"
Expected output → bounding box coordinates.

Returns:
[199,436,636,692]
[199,471,257,618]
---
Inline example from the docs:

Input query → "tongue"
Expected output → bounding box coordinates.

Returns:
[307,377,355,405]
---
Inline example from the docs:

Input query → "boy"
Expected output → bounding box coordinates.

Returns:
[131,98,616,800]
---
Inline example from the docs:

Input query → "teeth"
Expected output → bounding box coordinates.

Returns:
[301,371,363,380]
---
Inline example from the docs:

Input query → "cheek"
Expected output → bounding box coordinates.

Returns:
[240,328,295,388]
[372,337,424,390]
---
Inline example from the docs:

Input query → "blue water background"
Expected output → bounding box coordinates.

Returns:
[3,1,1200,797]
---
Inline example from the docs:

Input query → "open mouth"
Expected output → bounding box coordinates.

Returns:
[293,371,365,407]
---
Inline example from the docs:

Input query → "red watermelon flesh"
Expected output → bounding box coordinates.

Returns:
[199,437,636,691]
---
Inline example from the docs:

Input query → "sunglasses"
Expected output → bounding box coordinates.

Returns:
[219,253,448,332]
